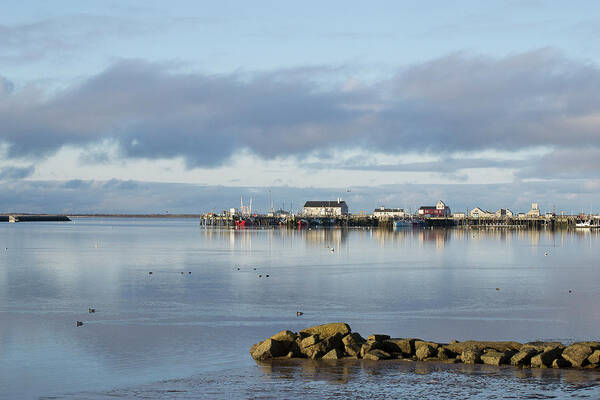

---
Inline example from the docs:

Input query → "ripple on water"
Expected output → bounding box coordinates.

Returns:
[49,360,600,400]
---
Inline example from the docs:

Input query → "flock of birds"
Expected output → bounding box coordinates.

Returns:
[74,246,569,328]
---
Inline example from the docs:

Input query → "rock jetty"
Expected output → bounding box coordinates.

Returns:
[250,323,600,369]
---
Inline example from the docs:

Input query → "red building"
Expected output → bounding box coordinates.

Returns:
[418,200,451,217]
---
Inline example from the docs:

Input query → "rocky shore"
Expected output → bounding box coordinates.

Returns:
[250,323,600,369]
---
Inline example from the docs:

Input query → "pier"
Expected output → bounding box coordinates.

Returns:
[200,213,591,230]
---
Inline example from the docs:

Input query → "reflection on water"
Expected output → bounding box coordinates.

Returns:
[2,220,600,399]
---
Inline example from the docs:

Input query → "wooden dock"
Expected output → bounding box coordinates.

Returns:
[200,214,591,230]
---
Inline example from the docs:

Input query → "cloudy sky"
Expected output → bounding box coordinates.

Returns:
[1,1,600,214]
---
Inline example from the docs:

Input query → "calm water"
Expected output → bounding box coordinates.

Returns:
[1,218,600,399]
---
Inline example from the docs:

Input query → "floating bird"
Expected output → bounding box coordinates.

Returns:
[181,272,185,275]
[237,267,240,271]
[258,274,262,278]
[329,247,335,252]
[495,288,500,291]
[266,274,270,278]
[148,271,153,275]
[569,290,573,293]
[296,311,304,317]
[188,271,192,274]
[253,267,257,270]
[544,252,548,256]
[88,308,95,313]
[76,321,84,327]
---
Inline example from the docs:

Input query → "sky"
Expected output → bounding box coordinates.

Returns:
[1,1,600,214]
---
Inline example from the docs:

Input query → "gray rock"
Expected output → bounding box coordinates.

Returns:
[250,339,289,360]
[511,349,539,366]
[360,341,385,358]
[300,323,351,338]
[481,350,511,365]
[367,334,391,342]
[447,341,521,354]
[322,348,343,360]
[300,335,320,349]
[437,347,454,360]
[461,348,482,364]
[343,333,366,357]
[363,349,392,360]
[562,344,594,367]
[383,338,420,356]
[270,330,297,342]
[552,357,571,368]
[530,346,563,368]
[416,344,437,361]
[587,349,600,365]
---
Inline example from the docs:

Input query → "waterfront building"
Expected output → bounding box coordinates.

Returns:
[302,199,349,217]
[469,207,492,218]
[373,206,406,218]
[494,208,514,218]
[418,200,451,217]
[526,202,541,217]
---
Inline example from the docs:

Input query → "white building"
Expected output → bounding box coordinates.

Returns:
[470,207,492,218]
[494,208,513,218]
[302,199,349,217]
[373,206,405,218]
[526,202,541,217]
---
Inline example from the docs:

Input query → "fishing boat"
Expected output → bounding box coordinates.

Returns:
[575,220,592,228]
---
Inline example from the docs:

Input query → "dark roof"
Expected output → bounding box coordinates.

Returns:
[419,206,436,210]
[304,201,347,208]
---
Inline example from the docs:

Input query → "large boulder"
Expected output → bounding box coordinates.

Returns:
[511,349,539,366]
[343,333,366,357]
[322,348,343,360]
[520,342,563,353]
[481,350,512,366]
[383,338,421,356]
[461,348,482,364]
[562,343,597,367]
[363,349,392,360]
[446,341,521,354]
[367,334,390,342]
[300,323,351,338]
[299,332,344,359]
[414,341,440,351]
[437,347,455,360]
[360,341,385,358]
[530,346,563,368]
[552,357,571,368]
[250,338,289,360]
[270,330,297,342]
[300,334,320,349]
[416,344,437,361]
[587,350,600,365]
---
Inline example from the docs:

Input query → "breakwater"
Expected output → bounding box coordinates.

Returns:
[251,323,600,369]
[0,214,71,222]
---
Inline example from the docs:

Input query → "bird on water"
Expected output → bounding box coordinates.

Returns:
[297,311,304,317]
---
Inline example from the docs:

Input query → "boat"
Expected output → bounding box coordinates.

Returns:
[576,220,592,228]
[393,219,425,229]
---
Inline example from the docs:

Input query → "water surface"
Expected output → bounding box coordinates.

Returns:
[1,219,600,399]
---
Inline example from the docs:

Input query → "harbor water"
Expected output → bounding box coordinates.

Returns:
[1,218,600,399]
